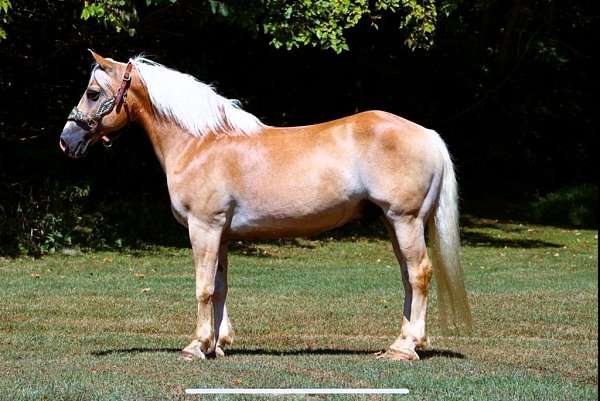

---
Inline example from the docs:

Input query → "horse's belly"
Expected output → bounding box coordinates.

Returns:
[227,198,365,240]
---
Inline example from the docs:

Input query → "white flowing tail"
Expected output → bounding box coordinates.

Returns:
[426,130,473,334]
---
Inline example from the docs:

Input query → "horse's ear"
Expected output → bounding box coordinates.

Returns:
[88,49,115,73]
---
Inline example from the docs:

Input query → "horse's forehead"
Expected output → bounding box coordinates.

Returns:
[88,67,112,91]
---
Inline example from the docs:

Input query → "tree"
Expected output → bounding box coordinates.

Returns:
[1,0,440,52]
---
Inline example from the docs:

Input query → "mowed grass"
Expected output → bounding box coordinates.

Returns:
[0,217,597,401]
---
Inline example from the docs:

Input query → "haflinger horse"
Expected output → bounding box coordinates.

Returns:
[60,51,472,361]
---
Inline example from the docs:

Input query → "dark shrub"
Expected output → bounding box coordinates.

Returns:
[527,184,598,228]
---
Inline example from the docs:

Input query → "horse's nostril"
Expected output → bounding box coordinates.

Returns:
[59,138,68,152]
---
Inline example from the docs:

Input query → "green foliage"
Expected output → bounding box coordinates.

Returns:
[527,184,598,228]
[76,0,441,52]
[82,0,137,36]
[1,183,91,256]
[0,182,126,257]
[262,0,370,53]
[397,0,437,50]
[0,174,186,257]
[208,0,230,17]
[0,0,10,40]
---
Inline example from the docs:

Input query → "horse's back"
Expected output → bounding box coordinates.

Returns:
[220,111,441,237]
[254,109,438,171]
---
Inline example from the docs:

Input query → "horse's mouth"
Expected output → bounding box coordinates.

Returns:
[62,140,91,159]
[75,140,91,158]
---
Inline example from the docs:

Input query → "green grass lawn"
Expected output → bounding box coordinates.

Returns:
[0,217,597,400]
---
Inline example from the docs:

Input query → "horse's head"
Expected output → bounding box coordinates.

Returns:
[60,51,133,158]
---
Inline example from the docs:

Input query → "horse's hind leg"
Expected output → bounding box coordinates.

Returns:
[382,214,432,361]
[214,243,233,357]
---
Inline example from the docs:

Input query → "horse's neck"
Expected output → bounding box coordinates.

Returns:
[135,107,197,171]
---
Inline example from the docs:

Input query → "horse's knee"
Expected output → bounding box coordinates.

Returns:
[196,285,215,304]
[410,257,432,295]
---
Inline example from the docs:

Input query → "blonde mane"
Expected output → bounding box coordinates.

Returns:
[127,56,264,137]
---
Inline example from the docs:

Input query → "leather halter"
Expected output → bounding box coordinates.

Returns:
[67,62,133,136]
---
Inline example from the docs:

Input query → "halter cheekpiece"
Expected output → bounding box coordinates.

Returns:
[67,62,133,134]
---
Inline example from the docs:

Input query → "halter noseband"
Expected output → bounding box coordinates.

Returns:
[67,62,133,136]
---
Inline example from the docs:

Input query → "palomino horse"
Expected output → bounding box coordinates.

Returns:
[60,51,472,361]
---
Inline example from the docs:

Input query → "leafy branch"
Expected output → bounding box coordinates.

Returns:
[9,0,441,52]
[0,0,11,40]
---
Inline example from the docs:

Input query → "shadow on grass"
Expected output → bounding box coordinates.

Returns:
[230,348,465,359]
[91,347,464,359]
[227,348,375,356]
[461,215,528,232]
[90,347,375,357]
[229,238,317,258]
[461,231,561,248]
[417,349,465,360]
[91,347,180,356]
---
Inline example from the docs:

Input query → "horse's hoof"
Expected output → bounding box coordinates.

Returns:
[180,349,206,361]
[375,349,420,361]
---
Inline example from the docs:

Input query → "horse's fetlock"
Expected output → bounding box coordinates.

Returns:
[415,336,430,350]
[218,333,233,347]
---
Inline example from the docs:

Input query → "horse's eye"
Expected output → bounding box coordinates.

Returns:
[86,90,100,101]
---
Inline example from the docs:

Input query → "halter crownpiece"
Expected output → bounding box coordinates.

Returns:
[67,61,133,134]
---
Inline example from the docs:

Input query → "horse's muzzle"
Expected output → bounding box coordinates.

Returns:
[60,121,90,159]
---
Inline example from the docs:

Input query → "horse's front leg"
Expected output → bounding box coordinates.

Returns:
[181,217,224,361]
[214,242,234,357]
